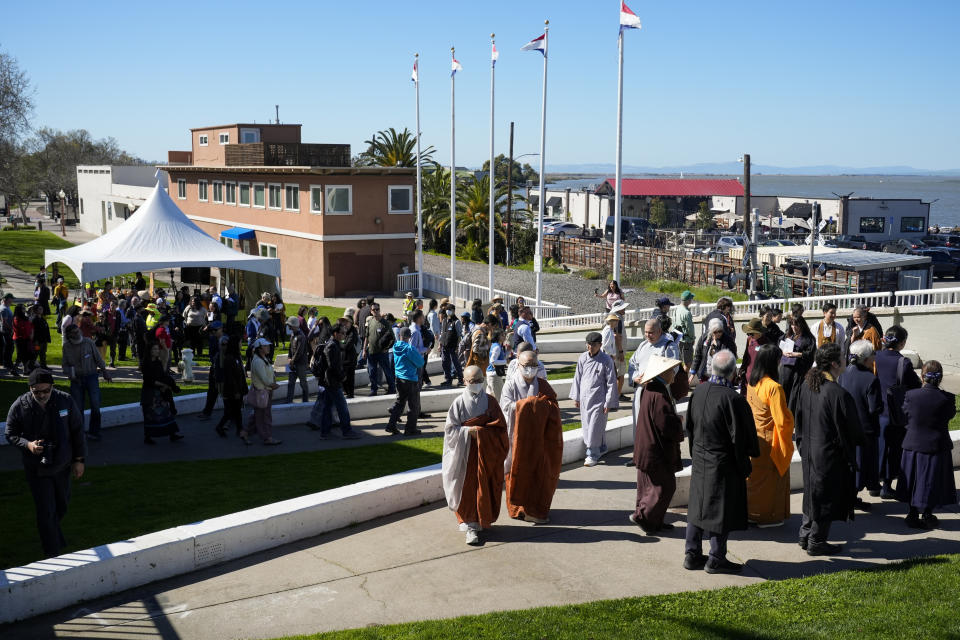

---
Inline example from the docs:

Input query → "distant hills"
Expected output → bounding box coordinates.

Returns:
[543,162,960,177]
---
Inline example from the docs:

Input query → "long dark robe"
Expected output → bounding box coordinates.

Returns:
[779,332,815,410]
[140,358,180,438]
[505,380,563,521]
[457,404,510,528]
[633,378,685,528]
[685,382,759,534]
[794,377,865,523]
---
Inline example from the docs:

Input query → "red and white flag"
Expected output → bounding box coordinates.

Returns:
[521,33,546,55]
[451,56,462,76]
[620,1,642,31]
[411,59,418,84]
[491,42,499,66]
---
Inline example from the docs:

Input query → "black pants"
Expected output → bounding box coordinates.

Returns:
[25,466,71,558]
[185,325,204,357]
[118,331,129,361]
[342,356,357,397]
[216,397,244,434]
[202,374,219,415]
[685,523,729,561]
[1,332,13,369]
[388,378,421,433]
[799,513,832,546]
[15,338,35,371]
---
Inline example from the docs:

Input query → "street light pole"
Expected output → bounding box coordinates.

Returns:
[58,189,66,237]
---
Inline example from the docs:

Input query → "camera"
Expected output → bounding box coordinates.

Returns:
[39,440,57,467]
[594,288,599,294]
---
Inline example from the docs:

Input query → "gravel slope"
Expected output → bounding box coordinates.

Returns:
[422,254,660,315]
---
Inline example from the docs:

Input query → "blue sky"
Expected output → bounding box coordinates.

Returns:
[3,1,958,170]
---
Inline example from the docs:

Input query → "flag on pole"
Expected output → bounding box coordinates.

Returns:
[451,57,462,76]
[491,43,499,66]
[411,59,418,84]
[521,33,546,55]
[620,1,642,30]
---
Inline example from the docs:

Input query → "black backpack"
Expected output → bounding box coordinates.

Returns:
[441,319,459,350]
[421,325,435,350]
[309,342,327,379]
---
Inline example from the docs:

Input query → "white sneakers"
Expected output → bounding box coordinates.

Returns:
[465,529,481,545]
[584,457,598,467]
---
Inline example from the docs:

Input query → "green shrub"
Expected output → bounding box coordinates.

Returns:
[2,225,36,231]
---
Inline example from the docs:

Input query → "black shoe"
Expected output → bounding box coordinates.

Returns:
[344,394,354,399]
[683,552,708,571]
[403,429,423,436]
[923,513,940,528]
[624,460,636,467]
[368,389,378,397]
[798,537,808,550]
[439,380,452,388]
[628,513,657,535]
[144,436,156,445]
[705,558,743,574]
[419,412,431,419]
[215,426,228,438]
[170,434,184,442]
[867,488,881,497]
[658,522,675,531]
[854,498,872,512]
[879,487,897,500]
[385,425,400,435]
[807,542,842,556]
[306,422,322,431]
[85,432,102,442]
[905,514,931,530]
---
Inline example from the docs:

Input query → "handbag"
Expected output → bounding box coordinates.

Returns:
[245,387,270,409]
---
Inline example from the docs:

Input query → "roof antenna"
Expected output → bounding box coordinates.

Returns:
[275,105,280,125]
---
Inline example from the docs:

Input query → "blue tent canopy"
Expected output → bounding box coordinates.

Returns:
[220,227,256,240]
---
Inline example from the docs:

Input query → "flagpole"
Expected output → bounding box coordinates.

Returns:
[415,53,424,298]
[613,21,624,285]
[488,34,496,300]
[450,47,457,301]
[534,20,549,306]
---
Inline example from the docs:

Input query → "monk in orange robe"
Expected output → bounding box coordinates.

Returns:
[442,366,510,545]
[499,351,563,524]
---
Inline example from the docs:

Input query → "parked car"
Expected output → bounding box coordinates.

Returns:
[924,233,960,248]
[881,238,927,254]
[544,222,582,238]
[604,216,655,246]
[714,235,746,255]
[835,234,871,250]
[915,249,960,279]
[761,239,798,247]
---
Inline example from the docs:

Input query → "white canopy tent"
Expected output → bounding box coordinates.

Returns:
[44,183,281,284]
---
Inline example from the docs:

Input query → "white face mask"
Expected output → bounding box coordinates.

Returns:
[522,366,538,379]
[466,382,485,394]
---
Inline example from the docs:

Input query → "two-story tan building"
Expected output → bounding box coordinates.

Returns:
[165,123,416,297]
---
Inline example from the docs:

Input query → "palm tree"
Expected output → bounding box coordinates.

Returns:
[355,127,435,167]
[421,163,453,250]
[455,174,518,261]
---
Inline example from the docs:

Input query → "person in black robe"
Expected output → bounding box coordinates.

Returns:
[838,340,883,510]
[778,313,815,410]
[897,360,957,529]
[140,341,184,445]
[793,343,865,556]
[684,349,759,574]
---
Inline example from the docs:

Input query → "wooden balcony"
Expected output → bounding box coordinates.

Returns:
[224,143,351,167]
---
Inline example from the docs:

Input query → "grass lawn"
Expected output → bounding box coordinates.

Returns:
[279,554,960,640]
[951,395,960,431]
[0,230,80,287]
[0,438,445,570]
[632,278,749,303]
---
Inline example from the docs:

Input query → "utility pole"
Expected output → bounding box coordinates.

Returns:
[807,202,819,296]
[275,105,279,124]
[743,153,751,234]
[506,122,515,266]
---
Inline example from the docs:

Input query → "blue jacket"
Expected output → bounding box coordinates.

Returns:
[393,340,425,382]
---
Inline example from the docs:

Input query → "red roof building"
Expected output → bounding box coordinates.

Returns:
[596,178,743,197]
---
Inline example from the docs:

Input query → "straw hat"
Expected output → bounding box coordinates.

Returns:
[605,313,619,323]
[639,354,681,385]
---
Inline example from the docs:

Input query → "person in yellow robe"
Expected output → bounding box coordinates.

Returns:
[746,343,795,527]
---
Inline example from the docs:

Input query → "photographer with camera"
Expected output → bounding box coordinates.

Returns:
[5,368,86,558]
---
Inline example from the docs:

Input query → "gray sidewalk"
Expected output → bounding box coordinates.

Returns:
[4,458,957,639]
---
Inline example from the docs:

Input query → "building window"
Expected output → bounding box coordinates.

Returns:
[199,134,208,146]
[388,185,413,214]
[80,198,84,215]
[268,184,282,210]
[225,182,236,205]
[107,202,113,220]
[212,181,224,204]
[198,180,208,202]
[253,183,265,208]
[284,184,300,212]
[219,133,229,145]
[259,243,277,258]
[310,185,323,214]
[221,237,234,249]
[859,216,884,234]
[900,217,925,233]
[240,128,260,144]
[177,179,186,200]
[239,183,251,207]
[242,239,252,253]
[325,185,352,214]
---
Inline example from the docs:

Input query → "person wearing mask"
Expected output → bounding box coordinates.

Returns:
[197,321,226,422]
[441,365,510,546]
[363,304,396,397]
[690,318,737,384]
[838,340,884,510]
[571,331,618,467]
[182,296,207,358]
[874,325,921,499]
[793,343,865,556]
[284,316,311,404]
[485,330,508,401]
[30,304,51,370]
[385,327,425,436]
[315,322,361,440]
[628,318,680,419]
[439,307,465,387]
[683,350,759,574]
[214,335,249,441]
[702,296,735,340]
[506,342,547,381]
[745,344,794,528]
[247,338,282,446]
[426,298,442,354]
[669,290,696,368]
[778,313,816,406]
[898,360,957,529]
[4,368,86,558]
[499,350,563,524]
[12,303,35,375]
[61,324,112,441]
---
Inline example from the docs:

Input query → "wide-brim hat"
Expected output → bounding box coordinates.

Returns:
[405,291,413,297]
[742,318,765,336]
[491,296,504,303]
[609,300,630,314]
[639,354,682,385]
[286,316,302,329]
[605,313,620,323]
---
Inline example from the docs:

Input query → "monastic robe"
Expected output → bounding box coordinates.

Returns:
[500,376,563,521]
[442,391,509,528]
[746,376,795,524]
[633,378,685,529]
[569,350,618,454]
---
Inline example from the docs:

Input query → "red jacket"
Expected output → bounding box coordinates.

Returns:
[155,326,172,349]
[12,316,33,341]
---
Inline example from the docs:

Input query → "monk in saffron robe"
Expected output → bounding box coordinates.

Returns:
[442,366,510,545]
[630,354,685,534]
[500,350,563,524]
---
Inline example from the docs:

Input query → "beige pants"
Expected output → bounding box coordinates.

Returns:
[486,372,504,401]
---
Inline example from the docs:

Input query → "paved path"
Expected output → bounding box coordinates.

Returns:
[4,460,957,639]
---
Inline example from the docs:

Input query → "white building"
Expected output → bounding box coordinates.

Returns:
[76,166,168,236]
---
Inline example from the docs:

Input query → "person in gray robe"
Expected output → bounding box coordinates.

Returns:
[500,350,542,476]
[628,318,680,422]
[570,331,618,467]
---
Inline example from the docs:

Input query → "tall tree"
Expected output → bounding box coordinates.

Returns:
[355,127,435,167]
[0,50,34,218]
[480,153,538,185]
[696,200,714,230]
[421,162,453,251]
[30,128,140,205]
[649,196,668,227]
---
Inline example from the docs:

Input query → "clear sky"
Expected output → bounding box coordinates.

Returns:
[3,0,958,171]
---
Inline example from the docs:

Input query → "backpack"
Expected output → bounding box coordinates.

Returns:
[472,328,490,355]
[309,341,327,379]
[441,318,459,350]
[421,325,435,350]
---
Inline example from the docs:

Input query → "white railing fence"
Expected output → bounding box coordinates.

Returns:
[397,272,572,318]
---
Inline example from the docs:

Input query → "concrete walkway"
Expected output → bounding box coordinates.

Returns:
[3,458,957,639]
